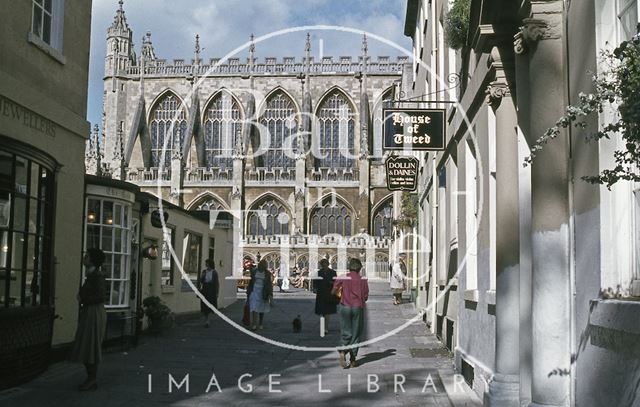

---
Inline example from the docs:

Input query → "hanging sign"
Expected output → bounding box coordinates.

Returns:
[385,155,419,191]
[383,108,446,151]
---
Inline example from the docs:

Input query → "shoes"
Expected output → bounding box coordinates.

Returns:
[338,351,348,369]
[78,380,97,391]
[258,325,264,330]
[250,325,257,331]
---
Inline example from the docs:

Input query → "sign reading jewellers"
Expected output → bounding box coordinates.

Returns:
[383,108,445,151]
[385,155,419,191]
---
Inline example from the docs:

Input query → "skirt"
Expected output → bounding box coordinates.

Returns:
[70,304,107,364]
[392,288,404,294]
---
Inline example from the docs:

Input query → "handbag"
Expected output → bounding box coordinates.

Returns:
[242,300,251,326]
[329,285,343,305]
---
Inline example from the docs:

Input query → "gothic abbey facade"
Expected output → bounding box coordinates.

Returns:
[86,2,409,275]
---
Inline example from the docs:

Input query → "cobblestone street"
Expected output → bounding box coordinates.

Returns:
[0,282,481,407]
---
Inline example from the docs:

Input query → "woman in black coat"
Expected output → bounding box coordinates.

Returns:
[199,258,220,327]
[314,258,337,334]
[70,248,107,391]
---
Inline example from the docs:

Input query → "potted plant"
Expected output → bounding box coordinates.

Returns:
[142,296,173,334]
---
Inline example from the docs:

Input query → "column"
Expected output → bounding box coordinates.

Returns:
[516,3,571,406]
[486,47,521,407]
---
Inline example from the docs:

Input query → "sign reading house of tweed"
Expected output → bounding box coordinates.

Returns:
[385,155,419,191]
[382,108,445,151]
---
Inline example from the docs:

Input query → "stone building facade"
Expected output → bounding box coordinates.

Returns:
[405,0,640,406]
[0,0,92,389]
[87,2,407,277]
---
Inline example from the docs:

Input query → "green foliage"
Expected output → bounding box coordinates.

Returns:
[527,37,640,188]
[395,192,419,230]
[142,296,172,332]
[444,0,471,50]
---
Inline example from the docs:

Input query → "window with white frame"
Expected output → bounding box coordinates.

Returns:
[85,198,132,308]
[181,231,202,291]
[618,0,639,40]
[31,0,64,51]
[161,226,174,286]
[632,189,640,294]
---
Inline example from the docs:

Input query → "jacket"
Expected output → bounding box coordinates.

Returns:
[246,267,273,300]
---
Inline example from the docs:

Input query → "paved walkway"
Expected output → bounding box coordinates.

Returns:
[0,282,481,406]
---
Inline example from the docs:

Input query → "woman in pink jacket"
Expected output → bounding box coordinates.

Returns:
[332,258,369,369]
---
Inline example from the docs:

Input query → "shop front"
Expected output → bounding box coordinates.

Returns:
[0,138,59,389]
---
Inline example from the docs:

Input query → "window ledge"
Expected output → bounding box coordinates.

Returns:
[161,285,175,294]
[28,32,66,65]
[485,290,496,305]
[589,298,640,335]
[463,289,479,303]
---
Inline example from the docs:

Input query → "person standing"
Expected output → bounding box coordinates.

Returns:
[390,254,407,305]
[247,259,273,330]
[70,248,107,391]
[333,258,369,369]
[199,258,220,327]
[314,258,337,334]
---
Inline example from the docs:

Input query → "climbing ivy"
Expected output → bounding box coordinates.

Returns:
[395,192,419,230]
[526,36,640,188]
[444,0,471,50]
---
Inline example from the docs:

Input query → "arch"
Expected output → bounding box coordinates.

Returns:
[147,89,188,168]
[257,86,301,117]
[371,195,394,238]
[308,192,358,220]
[201,89,244,169]
[372,86,394,160]
[255,87,300,169]
[186,192,230,211]
[314,85,358,115]
[313,87,358,168]
[295,254,309,270]
[260,252,281,271]
[308,194,355,237]
[146,88,188,123]
[246,193,292,236]
[202,88,246,120]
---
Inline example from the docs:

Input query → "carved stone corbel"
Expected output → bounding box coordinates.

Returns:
[514,18,547,55]
[485,81,510,108]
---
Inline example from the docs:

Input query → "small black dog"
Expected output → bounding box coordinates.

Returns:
[292,315,302,333]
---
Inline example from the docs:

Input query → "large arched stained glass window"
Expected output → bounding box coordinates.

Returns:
[372,198,393,237]
[317,92,355,168]
[310,197,353,236]
[149,93,187,168]
[373,88,393,160]
[258,91,297,169]
[204,92,241,169]
[247,198,290,236]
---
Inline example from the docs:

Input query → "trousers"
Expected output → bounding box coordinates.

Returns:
[338,305,365,357]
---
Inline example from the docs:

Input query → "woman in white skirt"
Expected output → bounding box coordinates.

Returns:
[70,248,107,391]
[247,260,273,330]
